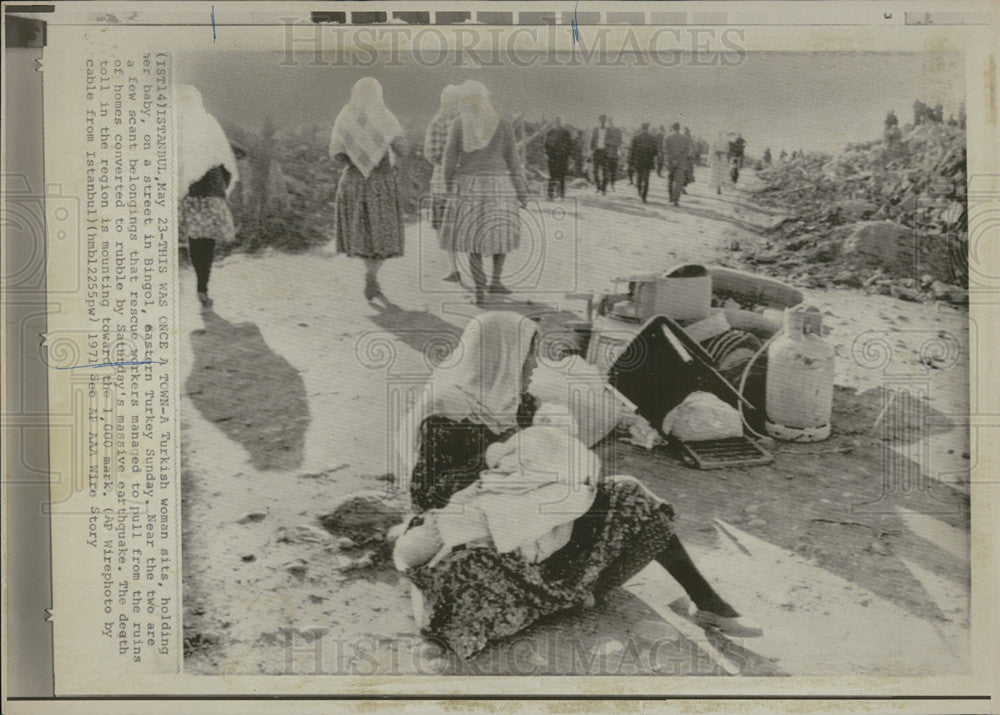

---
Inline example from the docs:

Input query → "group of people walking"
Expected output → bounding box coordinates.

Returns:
[540,115,702,206]
[328,76,528,307]
[177,79,748,314]
[626,122,695,205]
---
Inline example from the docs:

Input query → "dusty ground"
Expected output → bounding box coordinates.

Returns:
[180,169,970,677]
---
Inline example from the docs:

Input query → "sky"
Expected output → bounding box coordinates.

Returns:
[177,50,965,155]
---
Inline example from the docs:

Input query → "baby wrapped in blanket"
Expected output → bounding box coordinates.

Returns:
[394,404,600,570]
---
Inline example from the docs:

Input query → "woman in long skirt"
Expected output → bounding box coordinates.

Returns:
[392,311,763,659]
[441,81,528,306]
[330,77,408,301]
[177,85,239,309]
[423,84,462,282]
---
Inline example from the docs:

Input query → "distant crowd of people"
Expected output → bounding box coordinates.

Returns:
[884,100,965,144]
[538,115,749,206]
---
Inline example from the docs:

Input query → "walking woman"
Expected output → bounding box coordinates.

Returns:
[177,84,240,309]
[424,84,462,283]
[329,77,408,301]
[441,81,528,306]
[393,311,763,660]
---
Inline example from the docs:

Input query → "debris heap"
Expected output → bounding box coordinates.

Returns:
[749,121,967,302]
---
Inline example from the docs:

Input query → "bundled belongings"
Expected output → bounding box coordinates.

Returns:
[609,264,712,323]
[662,392,743,443]
[606,315,772,469]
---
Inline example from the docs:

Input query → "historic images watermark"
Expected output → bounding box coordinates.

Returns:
[279,22,747,69]
[279,629,752,676]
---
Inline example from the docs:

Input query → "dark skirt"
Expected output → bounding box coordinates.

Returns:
[407,476,675,659]
[334,158,404,259]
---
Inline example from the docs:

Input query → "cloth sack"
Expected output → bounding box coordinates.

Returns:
[527,355,628,448]
[661,391,742,442]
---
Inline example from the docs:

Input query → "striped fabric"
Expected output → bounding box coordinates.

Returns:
[424,110,459,168]
[425,110,460,199]
[439,174,521,254]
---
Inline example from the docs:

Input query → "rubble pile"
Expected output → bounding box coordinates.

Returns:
[750,121,967,301]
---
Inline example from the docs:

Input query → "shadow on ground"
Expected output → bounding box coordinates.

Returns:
[447,588,783,676]
[186,309,310,470]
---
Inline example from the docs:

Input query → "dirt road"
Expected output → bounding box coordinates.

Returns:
[180,168,970,676]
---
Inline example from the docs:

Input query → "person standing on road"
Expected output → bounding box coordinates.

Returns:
[441,80,528,306]
[683,127,696,190]
[330,77,408,303]
[629,122,660,203]
[544,116,574,201]
[726,132,742,184]
[663,123,692,206]
[571,128,586,179]
[424,84,462,282]
[655,125,667,177]
[626,128,637,185]
[605,118,623,191]
[177,84,240,309]
[733,134,747,169]
[710,131,730,195]
[590,114,612,194]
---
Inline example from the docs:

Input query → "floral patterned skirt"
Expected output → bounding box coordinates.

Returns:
[179,196,236,247]
[334,160,404,260]
[406,476,676,659]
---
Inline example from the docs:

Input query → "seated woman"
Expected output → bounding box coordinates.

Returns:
[394,404,599,571]
[394,311,762,660]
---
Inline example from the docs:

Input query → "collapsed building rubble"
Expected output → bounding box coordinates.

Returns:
[750,121,967,302]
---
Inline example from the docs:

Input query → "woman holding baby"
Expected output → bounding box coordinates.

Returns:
[393,311,761,660]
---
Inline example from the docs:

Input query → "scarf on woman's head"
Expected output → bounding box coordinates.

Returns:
[457,80,501,153]
[438,84,461,115]
[329,77,404,178]
[176,84,239,196]
[431,85,461,134]
[396,311,538,486]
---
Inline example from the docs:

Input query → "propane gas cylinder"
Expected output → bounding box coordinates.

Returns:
[764,305,835,442]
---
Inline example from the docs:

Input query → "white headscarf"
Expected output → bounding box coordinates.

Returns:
[329,77,404,178]
[457,80,501,153]
[176,84,239,196]
[396,312,538,485]
[439,83,461,114]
